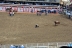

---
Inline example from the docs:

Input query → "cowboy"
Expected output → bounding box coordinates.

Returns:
[45,9,47,15]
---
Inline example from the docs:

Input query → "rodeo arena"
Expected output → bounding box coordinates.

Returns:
[0,1,72,48]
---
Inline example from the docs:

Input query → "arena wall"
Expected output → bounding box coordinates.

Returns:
[0,4,62,13]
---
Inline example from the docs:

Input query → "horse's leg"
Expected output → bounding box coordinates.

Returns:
[38,12,40,16]
[55,23,56,26]
[37,12,39,16]
[37,12,38,16]
[40,12,41,16]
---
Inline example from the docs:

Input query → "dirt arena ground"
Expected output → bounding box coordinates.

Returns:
[0,12,72,44]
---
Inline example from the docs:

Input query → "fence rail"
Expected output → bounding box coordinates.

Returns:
[0,42,72,48]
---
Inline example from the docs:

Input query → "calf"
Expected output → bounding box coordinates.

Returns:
[35,24,39,28]
[54,21,60,26]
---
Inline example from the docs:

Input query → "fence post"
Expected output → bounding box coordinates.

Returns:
[43,43,44,46]
[3,45,6,48]
[31,43,33,48]
[0,44,2,48]
[48,43,49,48]
[43,43,45,48]
[37,43,38,48]
[57,43,58,48]
[25,44,27,48]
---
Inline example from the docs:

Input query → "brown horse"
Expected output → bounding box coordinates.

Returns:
[54,21,60,26]
[37,11,42,16]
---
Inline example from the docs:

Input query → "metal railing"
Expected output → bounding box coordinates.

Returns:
[0,42,72,48]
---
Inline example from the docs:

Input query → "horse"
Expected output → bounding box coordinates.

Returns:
[54,21,60,26]
[37,11,42,16]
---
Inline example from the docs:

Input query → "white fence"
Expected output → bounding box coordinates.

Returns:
[0,5,62,13]
[0,42,72,48]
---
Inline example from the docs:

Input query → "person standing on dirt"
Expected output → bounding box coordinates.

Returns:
[37,10,39,16]
[45,9,47,15]
[68,11,71,19]
[31,7,33,13]
[9,11,12,16]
